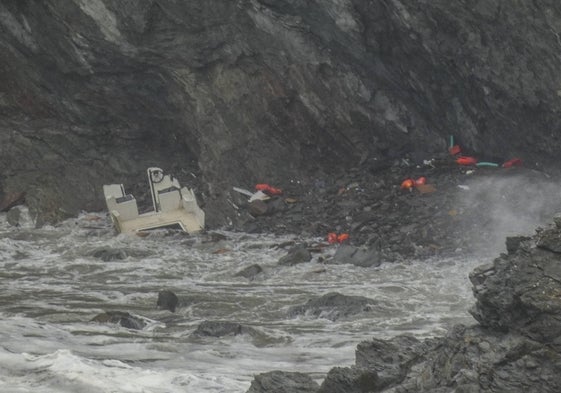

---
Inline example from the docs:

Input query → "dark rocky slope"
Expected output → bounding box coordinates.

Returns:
[1,1,561,227]
[247,215,561,392]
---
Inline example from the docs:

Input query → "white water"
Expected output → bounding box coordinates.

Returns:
[0,210,483,392]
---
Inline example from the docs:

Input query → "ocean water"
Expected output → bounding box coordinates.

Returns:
[0,209,483,392]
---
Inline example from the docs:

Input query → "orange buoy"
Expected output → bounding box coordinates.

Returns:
[327,232,338,244]
[400,179,415,190]
[456,156,477,166]
[337,233,349,243]
[414,176,427,186]
[502,158,522,168]
[449,145,461,155]
[255,183,282,195]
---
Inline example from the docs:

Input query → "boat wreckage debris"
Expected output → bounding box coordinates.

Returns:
[103,167,204,234]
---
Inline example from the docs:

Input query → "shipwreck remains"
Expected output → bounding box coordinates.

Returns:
[103,167,204,234]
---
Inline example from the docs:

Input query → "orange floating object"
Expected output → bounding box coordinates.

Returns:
[414,176,427,186]
[449,145,461,155]
[502,158,522,168]
[400,179,415,190]
[337,233,349,243]
[255,183,282,195]
[327,232,338,244]
[456,156,477,166]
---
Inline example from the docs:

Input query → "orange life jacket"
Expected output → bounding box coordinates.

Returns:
[255,183,282,195]
[456,156,477,166]
[502,158,522,168]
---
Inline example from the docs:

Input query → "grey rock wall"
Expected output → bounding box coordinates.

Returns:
[1,0,560,225]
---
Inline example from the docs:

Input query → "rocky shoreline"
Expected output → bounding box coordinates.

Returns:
[246,213,561,392]
[227,152,561,262]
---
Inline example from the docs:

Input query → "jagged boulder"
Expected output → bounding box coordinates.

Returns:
[327,244,382,268]
[288,292,377,321]
[191,320,258,338]
[156,290,179,313]
[246,371,319,393]
[235,264,263,280]
[470,222,561,348]
[278,243,312,266]
[91,311,146,330]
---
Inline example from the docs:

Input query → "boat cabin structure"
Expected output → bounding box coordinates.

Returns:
[103,167,205,234]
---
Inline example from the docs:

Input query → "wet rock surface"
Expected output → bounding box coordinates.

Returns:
[234,263,264,280]
[156,290,178,313]
[91,311,147,330]
[246,371,319,393]
[278,243,312,266]
[288,292,378,321]
[191,320,259,338]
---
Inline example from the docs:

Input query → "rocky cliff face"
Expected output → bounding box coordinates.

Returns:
[1,0,560,225]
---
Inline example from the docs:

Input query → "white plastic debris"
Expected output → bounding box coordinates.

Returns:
[233,187,254,197]
[249,190,270,202]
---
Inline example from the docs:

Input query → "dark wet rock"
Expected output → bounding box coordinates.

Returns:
[288,292,377,321]
[91,311,146,330]
[201,232,229,243]
[470,224,561,346]
[246,370,319,393]
[91,248,128,261]
[191,320,258,338]
[156,290,178,313]
[234,264,263,280]
[0,192,26,212]
[505,235,531,254]
[553,213,561,229]
[317,367,379,393]
[327,244,381,268]
[6,206,22,226]
[380,324,561,393]
[266,197,287,214]
[249,200,269,217]
[278,243,312,266]
[536,229,561,253]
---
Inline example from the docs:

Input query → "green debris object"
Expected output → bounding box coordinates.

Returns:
[476,162,499,167]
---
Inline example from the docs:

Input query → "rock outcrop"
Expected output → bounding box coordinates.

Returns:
[248,216,561,392]
[2,1,561,226]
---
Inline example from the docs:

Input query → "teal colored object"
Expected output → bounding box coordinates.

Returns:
[476,162,499,167]
[449,135,454,148]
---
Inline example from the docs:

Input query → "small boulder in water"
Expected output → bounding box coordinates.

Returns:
[192,320,257,337]
[91,248,128,261]
[278,243,312,266]
[6,206,22,227]
[157,290,179,312]
[91,311,146,330]
[327,244,382,267]
[288,292,378,321]
[235,264,263,280]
